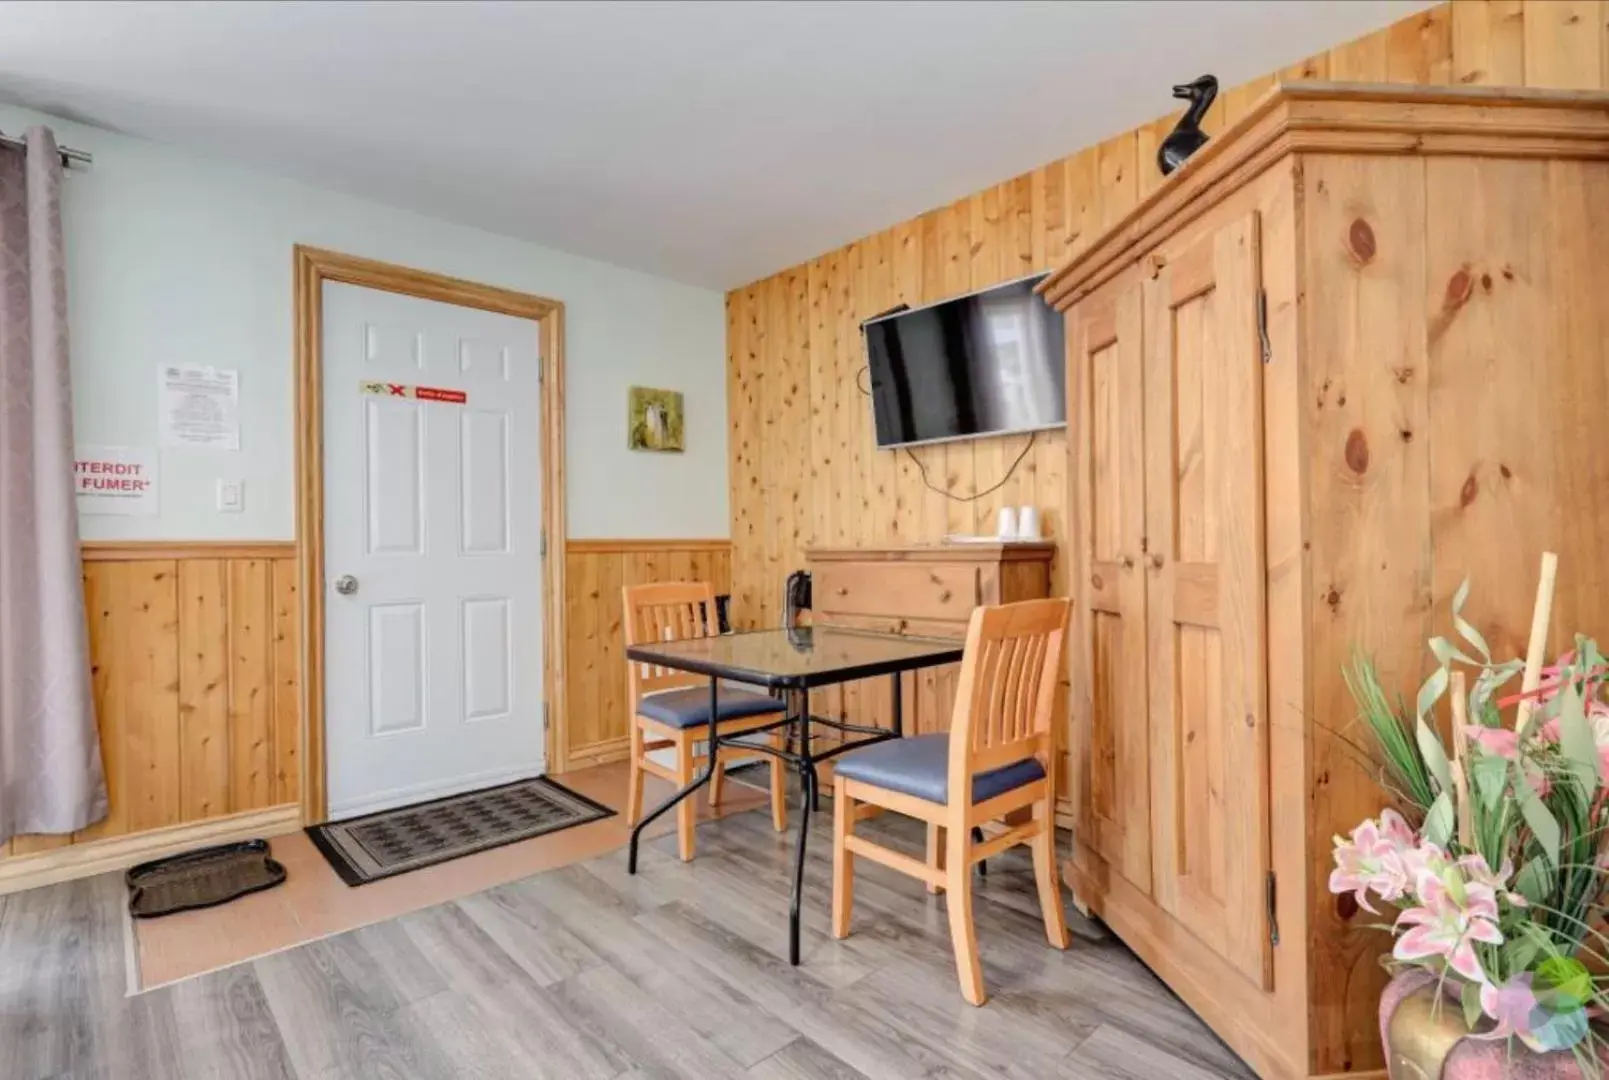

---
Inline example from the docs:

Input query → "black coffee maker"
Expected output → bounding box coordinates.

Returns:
[783,570,811,649]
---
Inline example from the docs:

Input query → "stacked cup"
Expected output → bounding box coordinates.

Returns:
[997,506,1042,541]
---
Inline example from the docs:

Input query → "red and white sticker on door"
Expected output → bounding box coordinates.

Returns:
[360,381,468,404]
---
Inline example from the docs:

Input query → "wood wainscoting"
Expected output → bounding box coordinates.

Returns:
[0,541,303,892]
[558,539,732,772]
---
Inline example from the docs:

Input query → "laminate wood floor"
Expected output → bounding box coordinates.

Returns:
[0,803,1255,1080]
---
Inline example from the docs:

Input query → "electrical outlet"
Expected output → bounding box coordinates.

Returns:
[217,479,244,513]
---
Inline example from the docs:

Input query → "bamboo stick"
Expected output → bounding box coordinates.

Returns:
[1450,670,1473,849]
[1515,551,1560,736]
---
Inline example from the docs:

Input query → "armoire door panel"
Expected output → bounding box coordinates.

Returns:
[1070,272,1151,895]
[1142,211,1273,991]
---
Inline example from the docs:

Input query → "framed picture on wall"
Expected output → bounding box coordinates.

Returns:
[628,386,684,452]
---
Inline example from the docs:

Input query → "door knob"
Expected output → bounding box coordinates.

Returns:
[1148,554,1165,570]
[334,574,359,596]
[1119,555,1135,570]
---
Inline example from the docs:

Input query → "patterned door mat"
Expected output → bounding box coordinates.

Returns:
[127,839,288,918]
[306,777,614,886]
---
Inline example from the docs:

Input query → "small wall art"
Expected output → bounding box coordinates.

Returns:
[627,386,685,452]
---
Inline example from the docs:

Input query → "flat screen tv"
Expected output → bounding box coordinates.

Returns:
[863,272,1065,450]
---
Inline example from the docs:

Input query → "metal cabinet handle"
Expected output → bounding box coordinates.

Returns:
[334,574,359,596]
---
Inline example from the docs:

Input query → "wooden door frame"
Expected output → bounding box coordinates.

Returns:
[293,245,567,824]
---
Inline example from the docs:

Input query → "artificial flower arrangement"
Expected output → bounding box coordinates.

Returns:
[1333,555,1609,1069]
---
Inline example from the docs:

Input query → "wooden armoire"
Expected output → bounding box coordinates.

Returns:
[1044,83,1609,1080]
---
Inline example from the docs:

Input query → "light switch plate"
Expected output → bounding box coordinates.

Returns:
[217,479,244,513]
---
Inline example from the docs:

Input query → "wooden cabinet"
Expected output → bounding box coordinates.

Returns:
[805,542,1057,775]
[1046,83,1609,1080]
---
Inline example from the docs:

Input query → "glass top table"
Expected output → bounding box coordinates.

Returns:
[623,626,965,689]
[623,625,966,965]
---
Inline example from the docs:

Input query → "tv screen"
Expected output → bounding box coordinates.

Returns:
[863,274,1066,450]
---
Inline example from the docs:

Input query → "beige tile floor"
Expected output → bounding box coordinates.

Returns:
[132,760,772,991]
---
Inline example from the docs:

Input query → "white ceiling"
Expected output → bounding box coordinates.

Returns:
[0,0,1428,290]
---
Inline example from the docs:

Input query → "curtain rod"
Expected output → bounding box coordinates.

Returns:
[0,132,93,170]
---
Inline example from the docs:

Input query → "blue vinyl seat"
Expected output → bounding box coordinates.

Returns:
[831,733,1045,805]
[637,686,785,730]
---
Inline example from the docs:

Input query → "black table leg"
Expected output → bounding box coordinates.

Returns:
[628,675,721,874]
[891,672,903,736]
[973,825,987,877]
[789,694,816,966]
[805,688,820,813]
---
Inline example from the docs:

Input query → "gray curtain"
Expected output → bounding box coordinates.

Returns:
[0,127,106,843]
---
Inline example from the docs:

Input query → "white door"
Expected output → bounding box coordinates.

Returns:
[322,281,544,820]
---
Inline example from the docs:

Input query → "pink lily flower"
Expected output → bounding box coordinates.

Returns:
[1456,852,1528,908]
[1392,870,1503,983]
[1328,809,1419,913]
[1464,725,1520,759]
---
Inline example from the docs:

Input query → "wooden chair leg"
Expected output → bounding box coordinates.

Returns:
[832,779,854,939]
[768,730,788,832]
[925,822,946,895]
[945,820,986,1006]
[625,717,645,826]
[1031,802,1070,949]
[675,734,697,863]
[708,740,725,809]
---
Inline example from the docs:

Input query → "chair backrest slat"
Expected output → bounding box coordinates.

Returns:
[948,598,1071,797]
[623,582,717,704]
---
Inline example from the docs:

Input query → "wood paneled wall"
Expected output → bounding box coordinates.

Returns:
[724,0,1608,631]
[559,539,732,771]
[2,543,300,859]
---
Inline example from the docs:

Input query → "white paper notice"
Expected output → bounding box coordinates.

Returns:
[160,365,240,449]
[75,445,159,516]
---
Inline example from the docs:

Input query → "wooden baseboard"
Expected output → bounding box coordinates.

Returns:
[563,737,633,770]
[0,805,302,896]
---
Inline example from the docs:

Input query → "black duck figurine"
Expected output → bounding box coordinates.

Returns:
[1157,75,1218,177]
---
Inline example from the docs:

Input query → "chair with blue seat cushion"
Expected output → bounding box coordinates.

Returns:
[637,685,786,729]
[831,598,1072,1006]
[623,582,788,863]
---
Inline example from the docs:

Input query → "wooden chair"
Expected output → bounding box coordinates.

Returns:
[623,581,788,862]
[830,597,1071,1005]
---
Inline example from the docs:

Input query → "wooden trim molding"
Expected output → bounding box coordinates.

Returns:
[293,245,567,824]
[0,804,301,897]
[561,734,633,770]
[80,540,297,561]
[806,542,1055,565]
[1039,81,1609,309]
[565,538,732,554]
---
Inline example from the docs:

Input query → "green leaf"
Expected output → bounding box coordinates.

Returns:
[1472,660,1524,717]
[1471,755,1509,812]
[1451,577,1493,662]
[1515,768,1562,869]
[1536,956,1593,1012]
[1417,717,1453,795]
[1417,664,1450,726]
[1504,931,1543,974]
[1423,790,1455,848]
[1430,635,1475,668]
[1461,979,1483,1029]
[1557,680,1600,792]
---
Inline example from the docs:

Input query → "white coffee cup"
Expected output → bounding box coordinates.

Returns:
[997,506,1018,540]
[1017,505,1041,540]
